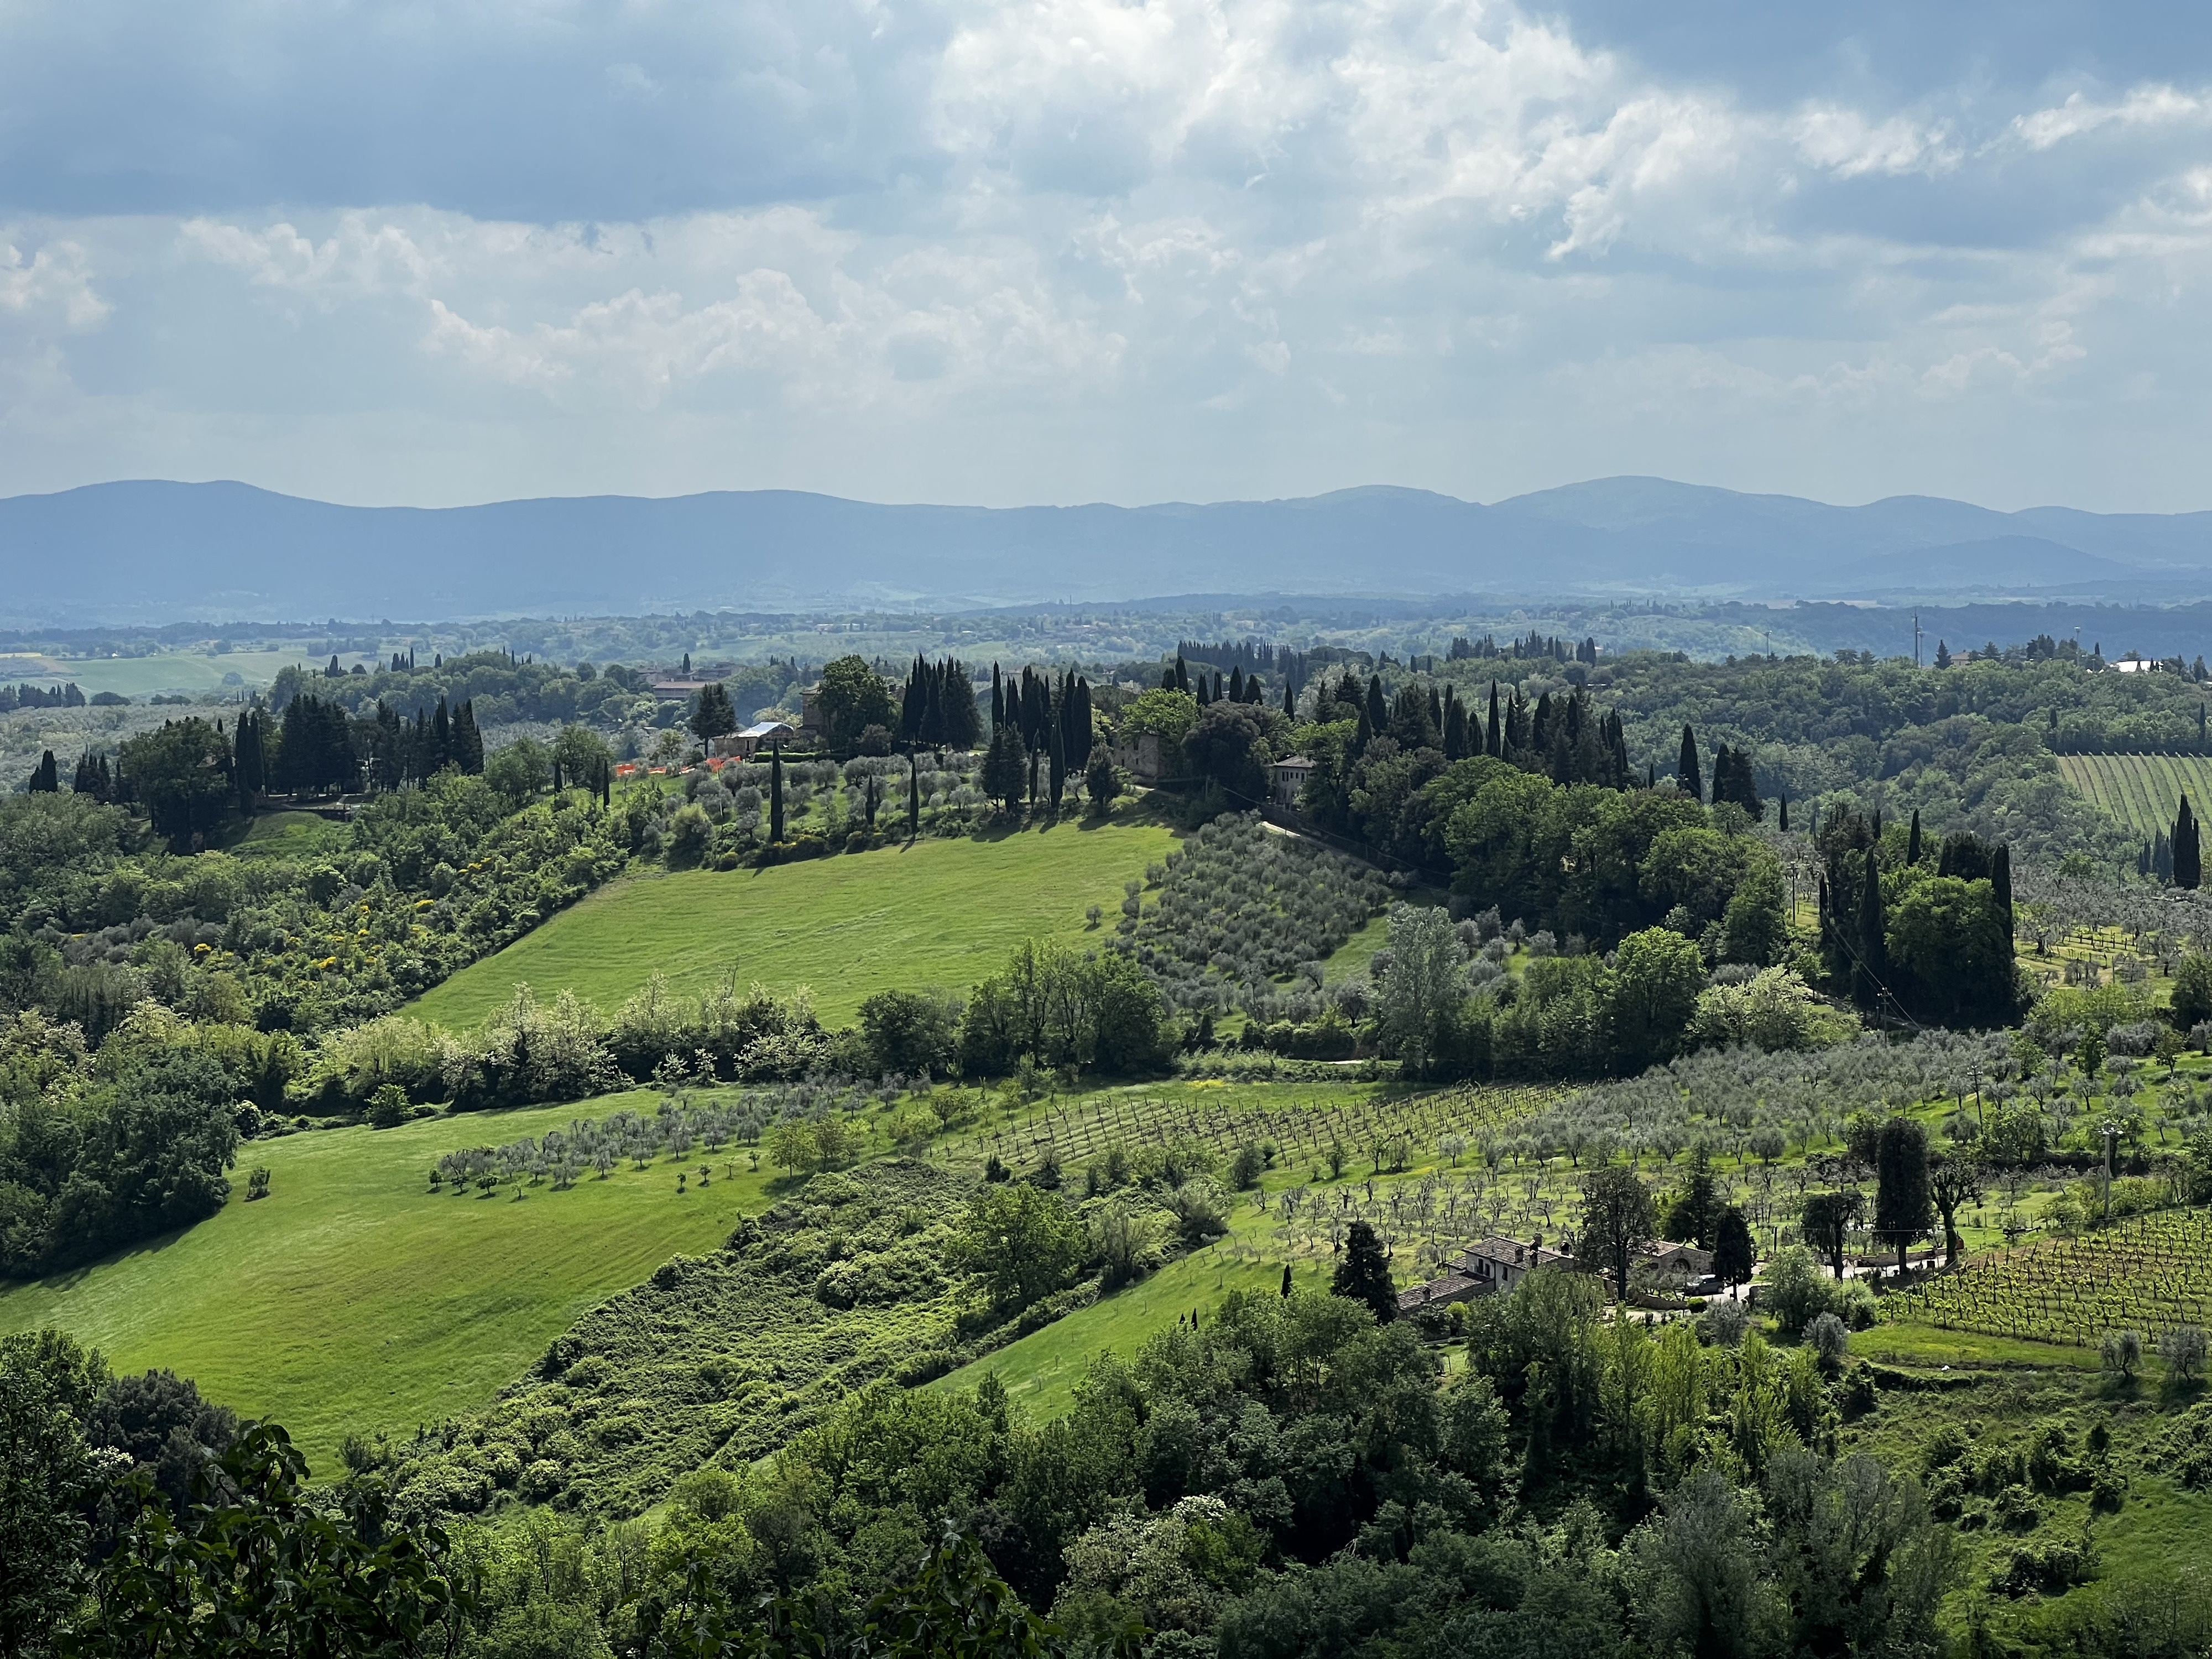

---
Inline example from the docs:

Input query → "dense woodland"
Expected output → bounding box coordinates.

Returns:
[9,631,2212,1656]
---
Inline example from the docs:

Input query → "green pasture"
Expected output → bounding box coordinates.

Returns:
[411,815,1180,1029]
[0,1089,775,1478]
[28,649,375,699]
[225,810,349,859]
[2056,752,2212,838]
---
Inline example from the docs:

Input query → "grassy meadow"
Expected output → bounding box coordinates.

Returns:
[0,1088,778,1477]
[411,815,1180,1029]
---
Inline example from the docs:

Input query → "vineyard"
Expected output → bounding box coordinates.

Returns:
[1885,1207,2212,1347]
[2056,753,2212,838]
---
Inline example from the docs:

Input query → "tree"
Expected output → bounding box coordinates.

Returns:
[1661,1146,1720,1248]
[2173,952,2212,1032]
[1906,808,1922,864]
[1603,927,1705,1073]
[118,718,235,849]
[0,1330,107,1656]
[690,682,737,744]
[1377,902,1462,1076]
[2178,794,2202,890]
[1927,1152,1983,1270]
[1578,1166,1655,1302]
[1712,1207,1755,1292]
[77,1422,464,1656]
[1084,750,1121,815]
[859,989,962,1078]
[815,655,897,749]
[980,724,1027,817]
[1332,1219,1397,1321]
[554,724,614,791]
[27,749,58,792]
[1799,1189,1864,1280]
[1873,1115,1932,1281]
[1677,725,1702,801]
[1721,859,1787,966]
[1180,701,1269,804]
[948,1183,1085,1314]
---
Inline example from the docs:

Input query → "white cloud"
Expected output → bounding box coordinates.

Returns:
[0,237,109,328]
[5,3,2212,512]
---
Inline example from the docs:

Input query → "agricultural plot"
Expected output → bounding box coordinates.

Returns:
[411,815,1178,1029]
[1885,1208,2212,1348]
[2056,753,2212,838]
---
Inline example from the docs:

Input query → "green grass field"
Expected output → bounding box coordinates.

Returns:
[0,1089,775,1478]
[2056,752,2212,837]
[411,815,1180,1029]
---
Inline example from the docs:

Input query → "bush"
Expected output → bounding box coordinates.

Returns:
[1806,1311,1850,1367]
[366,1083,412,1129]
[2162,1323,2208,1381]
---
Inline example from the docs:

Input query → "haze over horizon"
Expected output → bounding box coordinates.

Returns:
[4,2,2212,518]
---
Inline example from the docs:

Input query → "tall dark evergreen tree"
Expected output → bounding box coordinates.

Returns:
[1332,1220,1397,1323]
[1907,808,1922,864]
[1227,666,1245,703]
[28,749,58,792]
[1778,795,1790,832]
[991,664,1004,732]
[1485,682,1501,757]
[1858,843,1889,1014]
[1365,675,1388,734]
[2178,794,2203,890]
[769,743,786,842]
[1677,725,1702,802]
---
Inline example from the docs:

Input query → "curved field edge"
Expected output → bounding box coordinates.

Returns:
[409,815,1182,1030]
[0,1088,778,1477]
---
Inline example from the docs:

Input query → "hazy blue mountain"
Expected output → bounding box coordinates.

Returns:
[3,474,2211,622]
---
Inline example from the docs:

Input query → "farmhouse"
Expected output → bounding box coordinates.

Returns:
[714,721,796,759]
[1397,1234,1572,1313]
[1269,755,1315,807]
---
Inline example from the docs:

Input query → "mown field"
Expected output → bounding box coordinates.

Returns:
[412,813,1180,1029]
[2057,752,2212,837]
[0,1088,775,1477]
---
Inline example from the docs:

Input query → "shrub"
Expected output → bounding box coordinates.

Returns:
[366,1083,412,1130]
[1805,1311,1849,1368]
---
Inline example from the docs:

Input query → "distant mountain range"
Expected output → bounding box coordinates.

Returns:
[5,475,2212,622]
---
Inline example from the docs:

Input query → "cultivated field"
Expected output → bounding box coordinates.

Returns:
[2056,752,2212,837]
[411,815,1180,1029]
[1885,1208,2212,1348]
[0,1088,774,1476]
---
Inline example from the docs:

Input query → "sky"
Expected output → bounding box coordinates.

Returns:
[3,0,2212,514]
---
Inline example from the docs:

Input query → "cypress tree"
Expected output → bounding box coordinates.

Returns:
[2178,795,2202,890]
[769,743,786,842]
[908,754,920,841]
[1678,725,1702,802]
[454,701,483,775]
[1175,656,1190,694]
[1858,848,1888,1014]
[431,698,452,773]
[1992,842,2013,927]
[1907,808,1922,864]
[1332,1220,1397,1323]
[1365,675,1387,733]
[1048,718,1067,814]
[1196,675,1211,707]
[1161,664,1177,691]
[1778,795,1790,832]
[992,665,1004,732]
[28,749,58,792]
[1228,666,1245,702]
[1282,679,1295,717]
[1486,682,1501,757]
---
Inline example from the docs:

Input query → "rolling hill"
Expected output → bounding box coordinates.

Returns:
[6,474,2212,621]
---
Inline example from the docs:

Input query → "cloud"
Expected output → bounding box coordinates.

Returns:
[2011,86,2210,151]
[0,237,109,328]
[4,3,2212,513]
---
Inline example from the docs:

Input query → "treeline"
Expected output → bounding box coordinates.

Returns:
[0,1009,241,1275]
[0,679,87,709]
[272,646,675,731]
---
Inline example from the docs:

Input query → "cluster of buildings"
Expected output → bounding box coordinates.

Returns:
[1396,1235,1721,1316]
